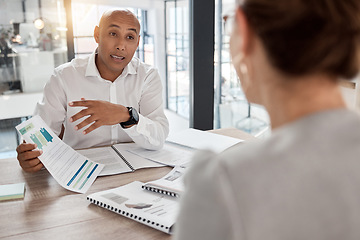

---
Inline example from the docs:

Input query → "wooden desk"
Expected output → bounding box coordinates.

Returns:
[0,129,255,240]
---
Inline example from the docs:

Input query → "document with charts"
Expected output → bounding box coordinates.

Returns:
[16,115,104,193]
[87,181,179,234]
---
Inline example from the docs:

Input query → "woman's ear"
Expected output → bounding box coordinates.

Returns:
[235,7,251,55]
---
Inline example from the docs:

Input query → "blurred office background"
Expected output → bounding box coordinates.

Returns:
[1,0,358,159]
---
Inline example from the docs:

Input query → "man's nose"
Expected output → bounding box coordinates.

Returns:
[116,41,126,51]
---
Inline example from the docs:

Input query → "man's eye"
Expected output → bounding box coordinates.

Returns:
[127,35,135,40]
[110,32,117,36]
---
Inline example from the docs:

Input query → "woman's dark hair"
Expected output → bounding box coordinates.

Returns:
[240,0,360,79]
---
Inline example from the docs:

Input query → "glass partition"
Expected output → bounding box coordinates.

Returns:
[213,0,270,136]
[165,0,190,119]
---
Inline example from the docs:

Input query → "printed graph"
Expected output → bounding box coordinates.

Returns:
[67,160,99,191]
[20,125,54,150]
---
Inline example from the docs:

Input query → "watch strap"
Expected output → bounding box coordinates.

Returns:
[120,107,139,128]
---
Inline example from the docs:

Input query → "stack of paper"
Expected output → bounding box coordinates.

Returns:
[0,183,25,201]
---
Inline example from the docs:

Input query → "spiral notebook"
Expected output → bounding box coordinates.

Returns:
[141,165,186,198]
[77,143,164,176]
[87,181,179,234]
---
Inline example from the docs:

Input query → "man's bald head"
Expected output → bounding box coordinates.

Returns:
[93,9,141,81]
[98,10,140,35]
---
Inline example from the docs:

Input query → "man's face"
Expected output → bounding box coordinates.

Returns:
[94,12,140,79]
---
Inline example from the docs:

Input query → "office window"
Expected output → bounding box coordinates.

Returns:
[165,0,190,119]
[213,0,270,136]
[0,0,68,94]
[0,0,68,157]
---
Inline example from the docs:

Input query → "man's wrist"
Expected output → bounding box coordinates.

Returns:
[120,107,139,128]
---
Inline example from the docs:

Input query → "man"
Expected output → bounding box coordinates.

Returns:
[16,10,169,172]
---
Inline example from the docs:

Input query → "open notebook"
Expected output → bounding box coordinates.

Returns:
[77,143,164,176]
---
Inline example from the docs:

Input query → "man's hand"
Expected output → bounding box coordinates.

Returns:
[69,98,130,134]
[16,141,43,173]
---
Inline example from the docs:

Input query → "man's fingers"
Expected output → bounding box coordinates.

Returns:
[20,159,44,173]
[83,121,102,134]
[25,163,44,173]
[70,108,91,123]
[16,143,37,154]
[68,100,92,107]
[74,116,97,131]
[17,149,42,162]
[19,157,41,168]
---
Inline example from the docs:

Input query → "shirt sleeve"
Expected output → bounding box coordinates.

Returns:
[34,70,67,136]
[173,150,238,240]
[123,68,169,150]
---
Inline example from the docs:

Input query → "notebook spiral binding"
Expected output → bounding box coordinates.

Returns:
[141,185,179,198]
[111,146,135,171]
[87,197,170,231]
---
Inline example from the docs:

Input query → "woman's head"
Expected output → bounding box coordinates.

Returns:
[233,0,360,80]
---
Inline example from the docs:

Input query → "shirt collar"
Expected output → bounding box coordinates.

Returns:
[85,49,137,79]
[85,50,99,77]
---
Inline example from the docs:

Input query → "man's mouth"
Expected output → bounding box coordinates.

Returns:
[111,55,125,60]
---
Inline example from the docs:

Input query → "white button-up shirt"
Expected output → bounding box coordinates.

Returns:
[35,51,169,150]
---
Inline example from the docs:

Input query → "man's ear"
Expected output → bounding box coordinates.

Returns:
[235,7,251,55]
[94,26,100,43]
[137,35,141,47]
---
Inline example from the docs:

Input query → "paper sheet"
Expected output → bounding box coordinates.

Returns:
[167,128,243,153]
[16,116,104,193]
[127,142,194,167]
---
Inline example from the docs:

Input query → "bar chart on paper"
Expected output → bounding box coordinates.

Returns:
[16,116,104,193]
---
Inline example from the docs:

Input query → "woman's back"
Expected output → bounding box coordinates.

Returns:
[173,0,360,239]
[176,109,360,240]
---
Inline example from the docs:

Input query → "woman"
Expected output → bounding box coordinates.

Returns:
[174,0,360,239]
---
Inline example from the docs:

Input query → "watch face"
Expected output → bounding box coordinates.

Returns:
[131,107,139,122]
[120,107,139,128]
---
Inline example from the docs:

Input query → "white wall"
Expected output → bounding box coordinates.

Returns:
[0,0,24,24]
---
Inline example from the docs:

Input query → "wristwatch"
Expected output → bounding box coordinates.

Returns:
[120,107,139,128]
